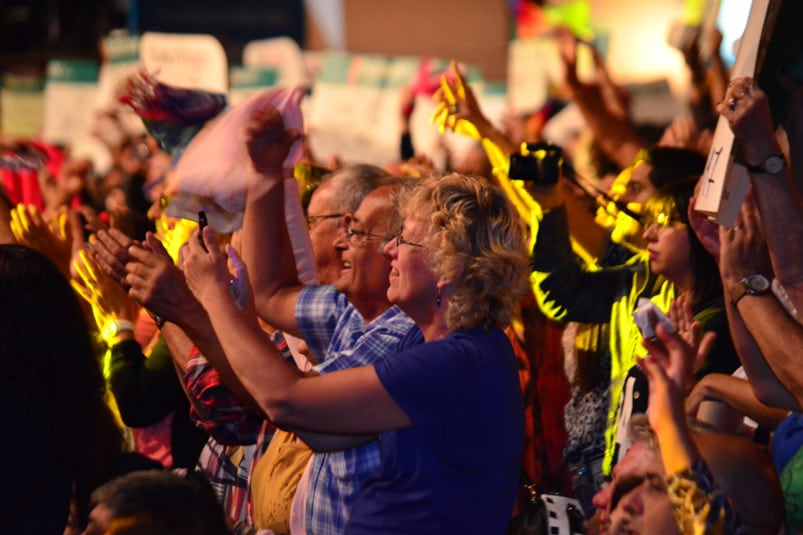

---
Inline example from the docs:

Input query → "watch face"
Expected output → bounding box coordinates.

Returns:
[765,155,784,174]
[745,274,770,293]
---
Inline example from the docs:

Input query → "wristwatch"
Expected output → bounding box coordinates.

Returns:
[729,274,771,305]
[745,154,785,175]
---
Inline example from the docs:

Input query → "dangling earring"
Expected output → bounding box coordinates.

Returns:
[435,288,442,308]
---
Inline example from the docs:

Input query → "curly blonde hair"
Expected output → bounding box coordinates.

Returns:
[400,173,530,330]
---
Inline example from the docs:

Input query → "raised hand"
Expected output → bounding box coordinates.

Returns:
[640,318,716,433]
[181,226,233,307]
[93,228,137,287]
[642,309,716,389]
[125,232,196,325]
[717,193,772,289]
[71,248,139,343]
[688,195,720,260]
[10,204,81,277]
[244,106,302,176]
[717,77,777,167]
[431,60,483,139]
[668,297,700,356]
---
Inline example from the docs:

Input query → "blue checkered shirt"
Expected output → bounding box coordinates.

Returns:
[296,285,415,535]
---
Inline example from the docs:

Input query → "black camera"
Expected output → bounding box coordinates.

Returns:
[508,142,563,185]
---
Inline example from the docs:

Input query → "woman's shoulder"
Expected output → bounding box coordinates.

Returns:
[446,327,511,355]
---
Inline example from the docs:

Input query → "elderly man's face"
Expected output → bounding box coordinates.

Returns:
[607,473,679,535]
[592,441,664,533]
[306,181,345,285]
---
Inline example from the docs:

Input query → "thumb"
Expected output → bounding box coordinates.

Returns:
[226,244,251,311]
[201,226,223,262]
[227,244,248,282]
[145,232,171,259]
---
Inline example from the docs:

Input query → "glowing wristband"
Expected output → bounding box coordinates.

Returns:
[101,319,136,342]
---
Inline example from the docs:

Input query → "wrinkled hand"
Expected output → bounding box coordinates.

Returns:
[717,193,772,288]
[125,232,197,323]
[181,226,235,308]
[93,228,136,286]
[717,77,778,167]
[244,106,302,175]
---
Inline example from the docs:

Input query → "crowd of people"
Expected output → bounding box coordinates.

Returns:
[1,18,802,535]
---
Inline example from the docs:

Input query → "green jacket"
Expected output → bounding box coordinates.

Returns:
[530,205,674,474]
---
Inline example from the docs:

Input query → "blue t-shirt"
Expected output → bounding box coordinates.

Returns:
[346,327,525,534]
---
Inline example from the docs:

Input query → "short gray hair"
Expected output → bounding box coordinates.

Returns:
[325,164,393,214]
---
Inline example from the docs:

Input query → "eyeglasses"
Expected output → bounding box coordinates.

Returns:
[345,222,394,245]
[642,211,685,230]
[395,230,425,249]
[306,213,344,229]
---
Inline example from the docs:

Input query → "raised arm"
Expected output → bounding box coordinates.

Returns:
[182,228,411,435]
[720,77,803,308]
[556,28,644,169]
[241,107,306,336]
[717,198,802,410]
[641,322,746,534]
[685,373,789,430]
[530,183,630,323]
[691,192,801,410]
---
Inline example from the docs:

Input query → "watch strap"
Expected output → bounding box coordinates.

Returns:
[745,153,784,174]
[729,275,771,305]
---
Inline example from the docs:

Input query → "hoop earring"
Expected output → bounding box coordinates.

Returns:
[436,288,442,308]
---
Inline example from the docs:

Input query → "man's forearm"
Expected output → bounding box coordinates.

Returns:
[726,295,801,410]
[242,169,304,336]
[167,303,264,415]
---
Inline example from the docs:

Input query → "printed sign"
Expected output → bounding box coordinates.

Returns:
[140,32,228,93]
[42,60,99,145]
[1,72,45,138]
[694,0,776,226]
[242,37,308,88]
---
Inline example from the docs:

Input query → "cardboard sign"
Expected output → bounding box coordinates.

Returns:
[507,36,594,114]
[1,72,45,138]
[96,33,140,110]
[96,33,145,136]
[305,51,395,164]
[306,51,488,166]
[242,37,308,88]
[694,0,777,226]
[140,32,228,93]
[229,66,280,106]
[42,59,99,145]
